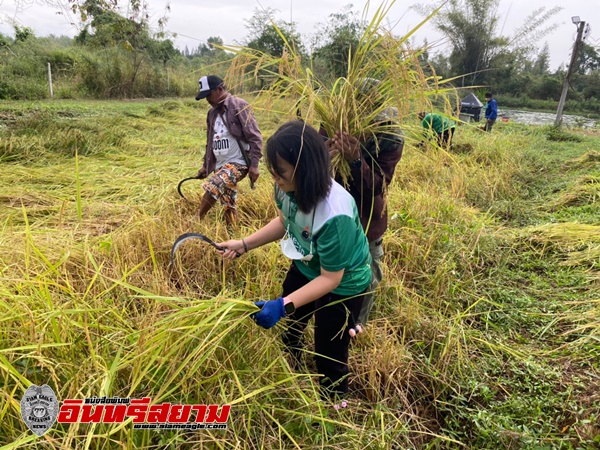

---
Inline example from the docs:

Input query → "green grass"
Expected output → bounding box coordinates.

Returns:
[1,99,599,449]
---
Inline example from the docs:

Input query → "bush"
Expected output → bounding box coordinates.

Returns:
[47,49,76,74]
[526,75,562,101]
[546,126,584,142]
[0,75,48,100]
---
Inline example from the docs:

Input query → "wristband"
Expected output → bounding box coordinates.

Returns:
[242,239,249,253]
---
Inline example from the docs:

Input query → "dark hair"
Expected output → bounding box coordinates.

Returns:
[485,91,493,98]
[266,120,332,213]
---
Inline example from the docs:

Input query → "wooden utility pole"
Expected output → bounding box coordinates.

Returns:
[554,20,585,128]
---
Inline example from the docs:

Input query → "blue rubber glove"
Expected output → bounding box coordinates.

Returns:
[252,297,286,329]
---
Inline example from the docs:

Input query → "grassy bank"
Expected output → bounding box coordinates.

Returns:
[0,99,598,449]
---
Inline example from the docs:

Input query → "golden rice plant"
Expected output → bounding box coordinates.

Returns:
[561,299,600,347]
[547,175,600,210]
[224,0,452,182]
[525,223,600,252]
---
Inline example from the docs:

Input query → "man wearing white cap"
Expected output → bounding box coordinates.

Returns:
[195,75,263,226]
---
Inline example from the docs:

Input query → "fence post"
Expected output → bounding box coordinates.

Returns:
[47,62,54,98]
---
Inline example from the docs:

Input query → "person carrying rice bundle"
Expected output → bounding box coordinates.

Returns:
[326,79,404,332]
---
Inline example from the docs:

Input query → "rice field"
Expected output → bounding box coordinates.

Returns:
[0,98,599,449]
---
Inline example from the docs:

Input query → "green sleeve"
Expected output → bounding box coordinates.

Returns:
[315,215,356,272]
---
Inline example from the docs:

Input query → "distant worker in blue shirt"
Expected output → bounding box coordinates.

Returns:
[483,91,497,132]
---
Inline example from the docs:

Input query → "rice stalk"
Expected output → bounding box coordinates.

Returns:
[547,175,600,210]
[560,244,600,268]
[224,1,450,182]
[75,147,83,223]
[558,299,600,349]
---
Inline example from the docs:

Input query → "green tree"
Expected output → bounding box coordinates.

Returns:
[416,0,561,86]
[14,25,34,42]
[0,32,11,48]
[527,74,562,100]
[241,8,305,89]
[244,7,278,39]
[429,53,451,76]
[530,44,551,76]
[74,0,176,62]
[71,0,179,97]
[147,39,177,66]
[248,24,301,56]
[244,7,304,57]
[580,71,600,100]
[187,36,232,72]
[207,36,224,50]
[577,43,600,75]
[311,5,366,79]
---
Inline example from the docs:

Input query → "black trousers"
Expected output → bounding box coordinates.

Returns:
[483,118,496,132]
[436,127,455,147]
[280,264,365,397]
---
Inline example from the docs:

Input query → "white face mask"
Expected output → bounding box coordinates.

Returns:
[280,228,313,261]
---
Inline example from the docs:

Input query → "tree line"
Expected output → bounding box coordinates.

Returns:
[420,0,600,114]
[1,0,599,115]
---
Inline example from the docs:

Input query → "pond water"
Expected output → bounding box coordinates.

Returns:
[497,109,598,128]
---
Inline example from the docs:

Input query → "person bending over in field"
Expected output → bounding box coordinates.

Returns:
[418,111,456,149]
[218,120,372,399]
[327,104,404,334]
[195,75,262,227]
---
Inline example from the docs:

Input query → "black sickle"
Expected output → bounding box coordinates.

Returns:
[177,176,202,200]
[169,232,240,269]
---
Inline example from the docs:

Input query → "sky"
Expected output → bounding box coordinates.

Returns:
[1,0,598,71]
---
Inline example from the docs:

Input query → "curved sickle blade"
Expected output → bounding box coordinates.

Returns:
[169,232,239,270]
[177,176,201,200]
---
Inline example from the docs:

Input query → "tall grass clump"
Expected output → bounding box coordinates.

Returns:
[225,1,453,180]
[76,49,175,99]
[546,126,584,143]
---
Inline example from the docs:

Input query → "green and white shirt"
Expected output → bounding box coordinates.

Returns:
[275,180,372,296]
